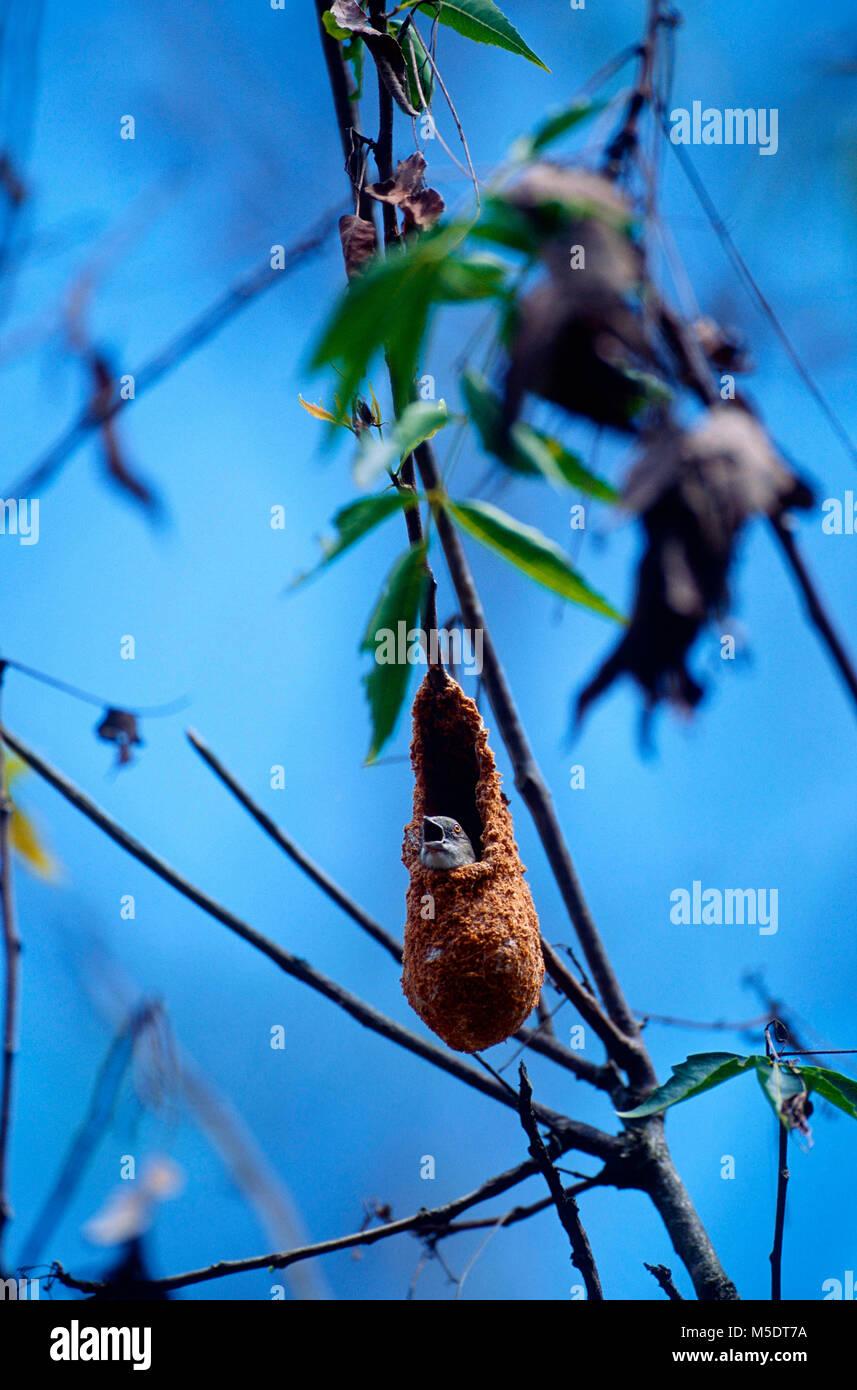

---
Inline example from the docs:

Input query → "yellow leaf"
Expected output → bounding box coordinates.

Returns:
[298,395,350,428]
[10,806,61,882]
[4,754,27,788]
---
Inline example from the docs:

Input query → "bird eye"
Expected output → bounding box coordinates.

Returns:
[453,825,462,834]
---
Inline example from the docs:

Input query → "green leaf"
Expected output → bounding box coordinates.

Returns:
[322,9,352,39]
[290,492,418,587]
[532,432,619,502]
[361,541,428,761]
[510,99,605,163]
[390,21,433,108]
[468,197,542,255]
[436,253,508,301]
[311,225,455,415]
[447,498,623,620]
[617,1053,755,1119]
[310,224,495,414]
[343,34,364,101]
[403,0,549,71]
[795,1065,857,1122]
[354,399,451,488]
[461,370,618,501]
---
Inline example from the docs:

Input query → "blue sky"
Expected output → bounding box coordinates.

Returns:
[1,0,856,1300]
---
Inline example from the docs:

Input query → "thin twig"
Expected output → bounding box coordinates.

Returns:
[0,665,20,1259]
[323,7,440,650]
[638,1010,770,1034]
[512,1020,614,1090]
[644,1261,684,1300]
[454,1213,506,1298]
[415,440,655,1088]
[770,517,857,716]
[417,38,480,208]
[770,1117,788,1302]
[314,0,376,223]
[5,212,336,500]
[190,727,606,1083]
[541,939,649,1078]
[50,1145,605,1296]
[186,728,403,964]
[1,656,187,716]
[0,725,619,1160]
[18,1003,158,1268]
[633,107,857,720]
[663,116,857,471]
[368,1,401,250]
[602,1,662,178]
[517,1063,603,1299]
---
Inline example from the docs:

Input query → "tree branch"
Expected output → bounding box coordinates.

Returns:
[50,1144,607,1296]
[644,1260,684,1300]
[186,727,403,964]
[518,1063,603,1299]
[0,665,20,1260]
[769,1117,788,1302]
[0,725,620,1161]
[5,212,335,500]
[186,725,612,1087]
[416,440,655,1086]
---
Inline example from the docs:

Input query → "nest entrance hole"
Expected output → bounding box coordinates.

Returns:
[418,701,484,861]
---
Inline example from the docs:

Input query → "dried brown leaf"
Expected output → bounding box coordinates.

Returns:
[338,213,377,278]
[367,153,445,232]
[576,406,813,722]
[96,708,143,767]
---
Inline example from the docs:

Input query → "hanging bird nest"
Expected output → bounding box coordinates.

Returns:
[401,670,544,1052]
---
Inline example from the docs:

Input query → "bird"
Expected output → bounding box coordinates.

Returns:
[419,815,477,870]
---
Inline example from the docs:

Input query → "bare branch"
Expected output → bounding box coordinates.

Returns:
[518,1063,603,1299]
[50,1145,608,1296]
[188,727,610,1087]
[186,728,403,964]
[415,440,656,1088]
[0,665,21,1259]
[5,211,336,501]
[770,1109,789,1301]
[644,1261,684,1300]
[0,726,619,1161]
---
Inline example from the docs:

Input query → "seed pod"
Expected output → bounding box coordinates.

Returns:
[401,671,544,1052]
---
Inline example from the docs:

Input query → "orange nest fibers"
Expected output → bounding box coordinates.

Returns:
[401,671,544,1052]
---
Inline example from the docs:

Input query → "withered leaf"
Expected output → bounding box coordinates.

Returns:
[401,188,445,232]
[96,708,143,767]
[329,1,419,116]
[499,165,655,436]
[367,153,445,232]
[505,165,631,230]
[692,316,752,373]
[368,151,427,204]
[90,353,162,519]
[782,1090,813,1136]
[338,214,377,278]
[576,406,813,723]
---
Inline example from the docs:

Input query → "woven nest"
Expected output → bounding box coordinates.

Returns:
[401,671,544,1052]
